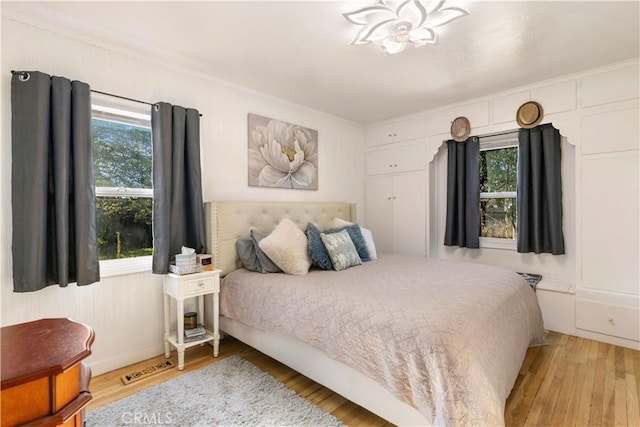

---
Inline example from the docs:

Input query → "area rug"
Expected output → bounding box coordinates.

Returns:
[120,360,175,385]
[86,355,344,426]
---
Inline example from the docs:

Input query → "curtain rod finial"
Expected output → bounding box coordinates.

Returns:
[11,70,30,81]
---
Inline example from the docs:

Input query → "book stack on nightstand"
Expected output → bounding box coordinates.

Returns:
[183,325,207,343]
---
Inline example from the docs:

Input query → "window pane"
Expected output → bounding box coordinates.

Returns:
[479,147,518,193]
[93,119,152,188]
[96,197,153,260]
[480,198,516,239]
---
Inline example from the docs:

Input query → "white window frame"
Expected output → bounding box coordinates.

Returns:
[92,93,153,277]
[479,132,518,250]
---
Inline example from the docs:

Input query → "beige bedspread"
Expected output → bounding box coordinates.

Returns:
[220,255,544,426]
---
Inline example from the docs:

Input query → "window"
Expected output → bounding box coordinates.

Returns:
[479,132,518,248]
[92,93,152,263]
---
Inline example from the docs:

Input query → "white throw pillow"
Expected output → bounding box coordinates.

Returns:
[332,218,377,259]
[258,218,311,275]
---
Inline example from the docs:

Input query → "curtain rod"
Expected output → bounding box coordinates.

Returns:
[477,129,519,139]
[91,89,153,107]
[11,71,203,117]
[93,89,204,117]
[92,90,203,117]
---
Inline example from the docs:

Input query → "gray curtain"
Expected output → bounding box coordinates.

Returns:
[444,136,480,248]
[11,71,100,292]
[517,124,565,254]
[152,102,205,274]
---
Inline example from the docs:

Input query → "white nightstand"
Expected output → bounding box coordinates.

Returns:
[163,269,221,370]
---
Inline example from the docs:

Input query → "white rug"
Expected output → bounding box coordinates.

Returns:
[86,355,343,427]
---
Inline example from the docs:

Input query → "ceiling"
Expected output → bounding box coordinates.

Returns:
[2,1,639,124]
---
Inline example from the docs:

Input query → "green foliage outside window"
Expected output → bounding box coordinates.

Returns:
[479,147,518,239]
[479,146,517,193]
[96,197,153,260]
[93,118,153,260]
[93,119,152,188]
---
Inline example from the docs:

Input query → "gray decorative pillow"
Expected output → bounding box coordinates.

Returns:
[250,230,282,273]
[320,229,362,271]
[306,223,333,270]
[235,230,282,273]
[236,238,260,272]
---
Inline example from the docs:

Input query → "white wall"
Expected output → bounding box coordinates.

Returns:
[0,17,365,374]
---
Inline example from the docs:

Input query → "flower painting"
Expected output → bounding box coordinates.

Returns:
[248,113,318,190]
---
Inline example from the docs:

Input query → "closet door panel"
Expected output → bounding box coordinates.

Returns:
[392,172,426,256]
[581,152,639,295]
[394,117,426,142]
[366,176,394,255]
[366,123,394,147]
[366,144,426,175]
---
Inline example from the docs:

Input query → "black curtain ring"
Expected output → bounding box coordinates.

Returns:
[18,72,30,82]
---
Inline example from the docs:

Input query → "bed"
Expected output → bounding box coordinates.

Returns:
[204,201,544,426]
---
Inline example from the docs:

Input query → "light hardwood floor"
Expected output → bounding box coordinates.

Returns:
[88,331,640,426]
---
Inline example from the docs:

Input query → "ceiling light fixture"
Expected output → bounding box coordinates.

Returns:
[343,0,469,54]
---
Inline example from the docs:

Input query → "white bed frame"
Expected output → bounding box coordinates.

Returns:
[204,201,428,426]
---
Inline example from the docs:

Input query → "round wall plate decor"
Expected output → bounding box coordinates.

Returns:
[450,116,471,142]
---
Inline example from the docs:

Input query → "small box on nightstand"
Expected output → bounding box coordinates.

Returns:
[197,254,213,271]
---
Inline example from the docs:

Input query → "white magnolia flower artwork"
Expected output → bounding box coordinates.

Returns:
[248,114,318,190]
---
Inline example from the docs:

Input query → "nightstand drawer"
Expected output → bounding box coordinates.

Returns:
[183,276,217,296]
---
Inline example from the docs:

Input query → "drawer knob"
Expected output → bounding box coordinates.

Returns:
[198,281,204,288]
[608,317,615,326]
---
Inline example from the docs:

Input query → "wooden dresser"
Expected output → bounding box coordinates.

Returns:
[1,318,95,427]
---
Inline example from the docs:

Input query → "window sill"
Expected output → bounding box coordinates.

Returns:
[479,237,517,251]
[100,256,152,278]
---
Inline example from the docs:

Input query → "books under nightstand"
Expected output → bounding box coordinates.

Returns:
[182,325,208,343]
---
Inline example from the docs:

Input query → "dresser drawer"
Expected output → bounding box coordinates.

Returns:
[575,299,640,341]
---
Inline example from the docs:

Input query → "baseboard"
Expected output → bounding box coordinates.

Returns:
[85,343,166,376]
[568,327,640,350]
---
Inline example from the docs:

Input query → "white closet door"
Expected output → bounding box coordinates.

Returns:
[392,172,426,256]
[581,152,639,295]
[393,117,426,142]
[365,176,394,254]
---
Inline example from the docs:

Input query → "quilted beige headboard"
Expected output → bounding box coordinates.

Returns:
[205,201,356,276]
